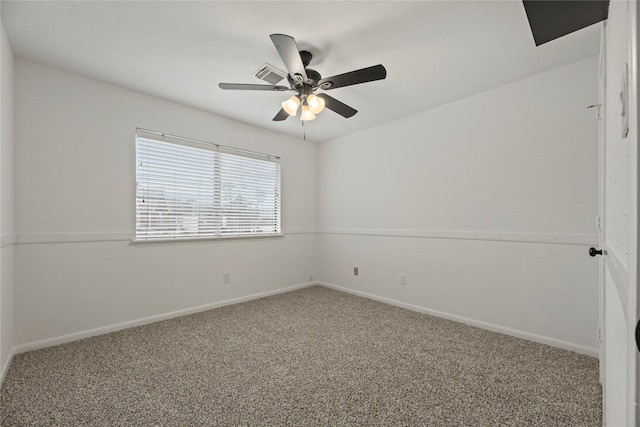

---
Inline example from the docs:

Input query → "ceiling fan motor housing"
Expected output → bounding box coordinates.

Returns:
[287,50,322,89]
[288,68,321,90]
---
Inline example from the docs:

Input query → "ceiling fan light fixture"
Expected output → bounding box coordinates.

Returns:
[300,104,316,121]
[219,34,387,124]
[307,94,325,114]
[282,96,300,116]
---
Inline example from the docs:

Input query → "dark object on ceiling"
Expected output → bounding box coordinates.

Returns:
[523,0,609,46]
[218,34,387,122]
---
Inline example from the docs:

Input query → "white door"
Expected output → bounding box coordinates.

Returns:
[599,1,639,425]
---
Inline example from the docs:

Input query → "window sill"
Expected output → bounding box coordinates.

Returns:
[131,233,284,246]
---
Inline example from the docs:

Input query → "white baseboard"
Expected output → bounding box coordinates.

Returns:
[318,282,599,358]
[13,282,317,355]
[0,347,16,389]
[10,280,598,360]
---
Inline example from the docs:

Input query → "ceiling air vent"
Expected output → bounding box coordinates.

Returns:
[253,63,287,85]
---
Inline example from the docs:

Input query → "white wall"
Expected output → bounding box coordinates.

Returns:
[317,56,600,355]
[14,60,317,348]
[0,19,15,382]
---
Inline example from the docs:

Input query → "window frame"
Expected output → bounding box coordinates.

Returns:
[133,129,282,244]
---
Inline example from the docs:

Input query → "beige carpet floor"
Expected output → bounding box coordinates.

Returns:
[1,285,601,426]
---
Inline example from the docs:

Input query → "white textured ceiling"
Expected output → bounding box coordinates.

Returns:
[1,1,601,143]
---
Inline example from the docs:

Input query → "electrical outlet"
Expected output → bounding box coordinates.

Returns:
[223,272,231,284]
[309,273,314,282]
[354,267,359,276]
[400,274,407,286]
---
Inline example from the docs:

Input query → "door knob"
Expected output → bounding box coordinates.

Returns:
[589,247,603,257]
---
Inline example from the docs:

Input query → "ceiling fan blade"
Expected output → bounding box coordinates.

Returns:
[317,93,357,118]
[317,65,387,90]
[273,108,290,121]
[269,34,308,83]
[219,83,290,91]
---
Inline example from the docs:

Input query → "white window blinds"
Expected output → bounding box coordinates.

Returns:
[135,130,281,241]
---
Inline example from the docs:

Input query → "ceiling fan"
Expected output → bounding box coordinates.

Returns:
[218,34,387,122]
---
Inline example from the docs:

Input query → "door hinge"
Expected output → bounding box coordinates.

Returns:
[587,104,602,120]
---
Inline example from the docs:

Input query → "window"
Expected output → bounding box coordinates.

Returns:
[135,129,281,242]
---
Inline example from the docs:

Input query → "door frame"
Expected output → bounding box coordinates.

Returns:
[597,18,606,391]
[630,1,639,423]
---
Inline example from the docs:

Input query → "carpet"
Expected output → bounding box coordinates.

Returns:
[0,285,601,426]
